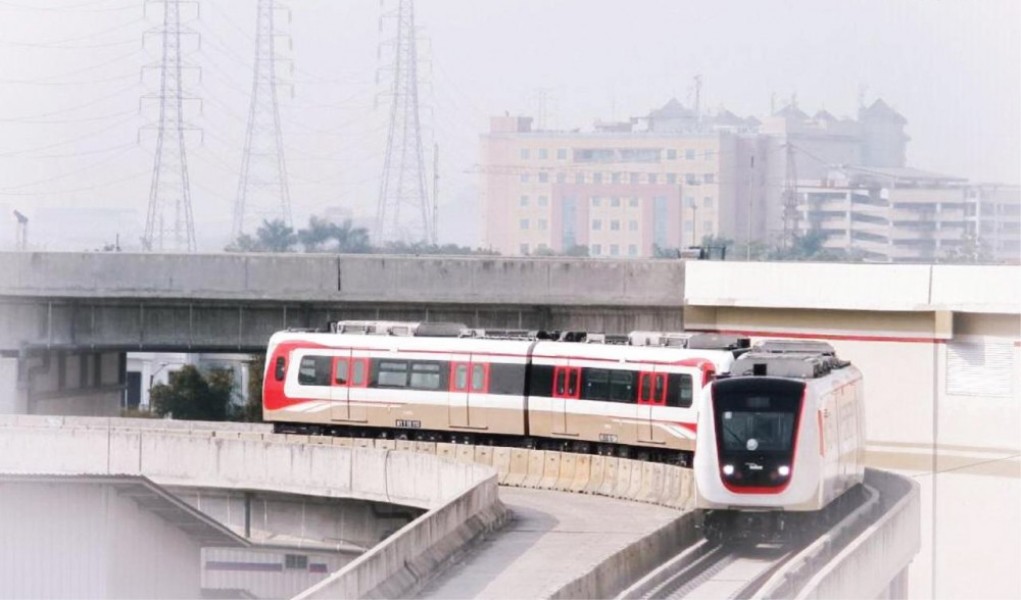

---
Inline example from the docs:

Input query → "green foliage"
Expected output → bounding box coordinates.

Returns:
[151,365,233,421]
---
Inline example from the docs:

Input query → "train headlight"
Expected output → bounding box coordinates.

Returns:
[722,464,735,476]
[778,465,790,477]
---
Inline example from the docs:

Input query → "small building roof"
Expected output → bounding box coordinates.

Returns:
[861,98,907,124]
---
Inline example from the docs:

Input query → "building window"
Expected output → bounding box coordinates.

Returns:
[704,149,713,160]
[685,174,697,185]
[538,172,549,183]
[285,555,309,570]
[520,173,530,183]
[520,148,530,160]
[667,149,677,160]
[538,148,548,159]
[520,195,529,207]
[591,196,601,207]
[630,172,639,184]
[538,195,549,207]
[575,172,585,184]
[667,174,677,184]
[685,196,696,208]
[610,219,621,231]
[703,173,714,184]
[703,196,713,208]
[520,218,529,230]
[610,244,620,256]
[654,197,668,247]
[520,243,529,255]
[592,219,602,231]
[591,244,602,256]
[648,174,657,184]
[557,148,568,160]
[628,197,639,208]
[629,220,638,231]
[628,244,638,256]
[685,149,696,160]
[538,218,548,230]
[611,172,621,183]
[593,172,603,184]
[556,172,567,183]
[610,197,621,208]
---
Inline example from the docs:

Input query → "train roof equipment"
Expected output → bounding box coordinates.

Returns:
[730,340,850,379]
[330,320,468,337]
[628,331,750,351]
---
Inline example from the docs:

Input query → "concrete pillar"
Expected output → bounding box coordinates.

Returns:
[0,356,27,414]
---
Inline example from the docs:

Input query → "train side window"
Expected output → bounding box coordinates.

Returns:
[529,364,554,397]
[334,358,349,385]
[555,368,567,396]
[610,370,635,402]
[274,356,286,381]
[351,358,368,387]
[298,356,331,386]
[410,362,442,390]
[453,363,469,391]
[377,361,409,388]
[639,373,652,403]
[470,363,488,392]
[583,369,609,401]
[567,368,580,397]
[666,374,693,408]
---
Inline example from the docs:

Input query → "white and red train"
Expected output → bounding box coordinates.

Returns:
[262,323,747,463]
[694,340,866,542]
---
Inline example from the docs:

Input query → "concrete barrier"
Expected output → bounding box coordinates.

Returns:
[614,458,635,498]
[523,449,545,488]
[787,470,921,600]
[557,452,578,490]
[549,511,703,600]
[598,457,620,496]
[505,448,530,486]
[569,454,591,493]
[0,416,509,600]
[492,447,512,483]
[539,451,562,489]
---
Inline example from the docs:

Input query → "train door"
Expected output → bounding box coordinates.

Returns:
[331,353,368,423]
[551,364,581,435]
[449,356,490,429]
[637,369,668,444]
[330,352,353,421]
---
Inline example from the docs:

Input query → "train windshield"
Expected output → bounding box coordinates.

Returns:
[719,410,795,452]
[712,378,805,489]
[713,379,804,453]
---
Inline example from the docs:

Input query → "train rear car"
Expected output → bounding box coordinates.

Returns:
[694,340,865,542]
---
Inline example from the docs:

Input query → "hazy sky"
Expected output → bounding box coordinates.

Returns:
[0,0,1017,250]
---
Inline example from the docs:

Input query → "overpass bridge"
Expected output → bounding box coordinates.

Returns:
[0,415,921,599]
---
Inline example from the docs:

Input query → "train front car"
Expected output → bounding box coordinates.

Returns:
[694,340,864,543]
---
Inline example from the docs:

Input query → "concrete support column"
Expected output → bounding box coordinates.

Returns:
[0,356,27,414]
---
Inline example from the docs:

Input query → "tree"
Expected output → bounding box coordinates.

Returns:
[151,365,233,421]
[224,233,260,252]
[298,216,335,252]
[330,219,372,253]
[255,219,297,252]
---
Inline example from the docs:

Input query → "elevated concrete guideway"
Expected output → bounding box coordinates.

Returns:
[0,251,686,353]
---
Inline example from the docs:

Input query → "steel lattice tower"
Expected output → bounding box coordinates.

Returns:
[233,0,292,239]
[142,0,198,252]
[376,0,432,244]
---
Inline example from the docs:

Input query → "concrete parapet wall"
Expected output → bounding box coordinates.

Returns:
[795,469,921,599]
[549,511,702,600]
[294,477,507,600]
[0,252,684,307]
[0,416,493,510]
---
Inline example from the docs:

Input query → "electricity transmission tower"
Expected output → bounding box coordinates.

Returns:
[141,0,200,252]
[233,0,292,240]
[376,0,433,245]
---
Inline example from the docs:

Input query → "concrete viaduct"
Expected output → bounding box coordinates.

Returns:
[0,252,686,414]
